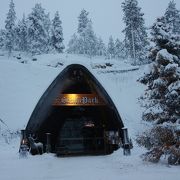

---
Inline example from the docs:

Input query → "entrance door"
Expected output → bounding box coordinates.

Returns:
[57,117,85,154]
[56,116,105,155]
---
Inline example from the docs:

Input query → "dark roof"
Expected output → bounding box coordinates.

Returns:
[26,64,124,133]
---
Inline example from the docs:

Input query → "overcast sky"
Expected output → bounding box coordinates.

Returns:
[0,0,180,45]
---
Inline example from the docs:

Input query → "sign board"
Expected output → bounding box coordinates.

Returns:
[52,94,106,106]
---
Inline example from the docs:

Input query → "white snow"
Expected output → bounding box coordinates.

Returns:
[168,80,180,92]
[165,63,178,72]
[0,52,179,180]
[156,49,174,63]
[153,78,167,88]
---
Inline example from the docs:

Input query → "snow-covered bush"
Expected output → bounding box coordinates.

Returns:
[0,118,20,144]
[138,124,180,164]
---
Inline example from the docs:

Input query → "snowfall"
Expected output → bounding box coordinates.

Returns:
[0,52,179,180]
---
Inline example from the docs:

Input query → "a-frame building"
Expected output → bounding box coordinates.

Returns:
[26,64,124,155]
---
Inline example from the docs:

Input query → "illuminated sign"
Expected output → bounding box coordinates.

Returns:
[52,94,106,106]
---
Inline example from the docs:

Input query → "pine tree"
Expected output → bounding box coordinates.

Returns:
[15,14,28,52]
[138,16,180,164]
[0,30,6,50]
[107,36,115,59]
[67,34,79,54]
[77,9,90,55]
[67,10,99,57]
[27,3,49,55]
[114,38,126,59]
[5,0,16,55]
[122,0,149,64]
[83,21,97,57]
[78,9,89,35]
[44,13,52,52]
[51,11,65,53]
[67,9,104,57]
[96,37,106,56]
[165,0,180,34]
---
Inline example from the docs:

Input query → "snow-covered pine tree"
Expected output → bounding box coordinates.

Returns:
[51,11,65,53]
[96,37,106,56]
[15,14,28,52]
[66,34,79,54]
[27,3,49,55]
[44,13,52,52]
[4,0,16,55]
[137,16,180,165]
[122,0,149,65]
[165,0,180,35]
[114,38,126,59]
[78,9,89,35]
[83,21,97,57]
[107,36,115,59]
[67,10,99,57]
[77,9,91,55]
[0,30,6,50]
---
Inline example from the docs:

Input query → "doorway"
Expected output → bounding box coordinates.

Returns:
[55,107,106,155]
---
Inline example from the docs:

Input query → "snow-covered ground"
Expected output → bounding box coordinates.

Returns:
[0,52,179,180]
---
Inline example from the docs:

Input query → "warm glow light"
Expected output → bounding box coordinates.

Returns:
[52,93,106,106]
[67,94,78,102]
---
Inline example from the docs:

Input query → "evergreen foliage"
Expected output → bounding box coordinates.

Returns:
[51,11,65,53]
[114,38,126,59]
[44,13,52,52]
[96,37,106,56]
[107,36,115,59]
[66,34,79,54]
[138,14,180,164]
[82,21,97,57]
[67,10,106,58]
[77,9,89,35]
[4,0,16,55]
[165,0,180,34]
[0,30,6,50]
[27,3,50,55]
[122,0,149,64]
[14,14,28,52]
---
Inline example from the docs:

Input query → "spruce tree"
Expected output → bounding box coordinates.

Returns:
[96,37,106,56]
[78,9,89,35]
[122,0,149,64]
[114,38,126,59]
[44,13,52,52]
[67,34,79,54]
[165,0,180,34]
[15,14,28,52]
[77,9,90,55]
[138,16,180,164]
[0,30,6,50]
[67,9,103,57]
[67,9,99,57]
[27,3,49,55]
[5,0,16,55]
[107,36,115,59]
[51,11,65,53]
[83,21,97,57]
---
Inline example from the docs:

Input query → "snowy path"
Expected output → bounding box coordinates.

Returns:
[0,141,179,180]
